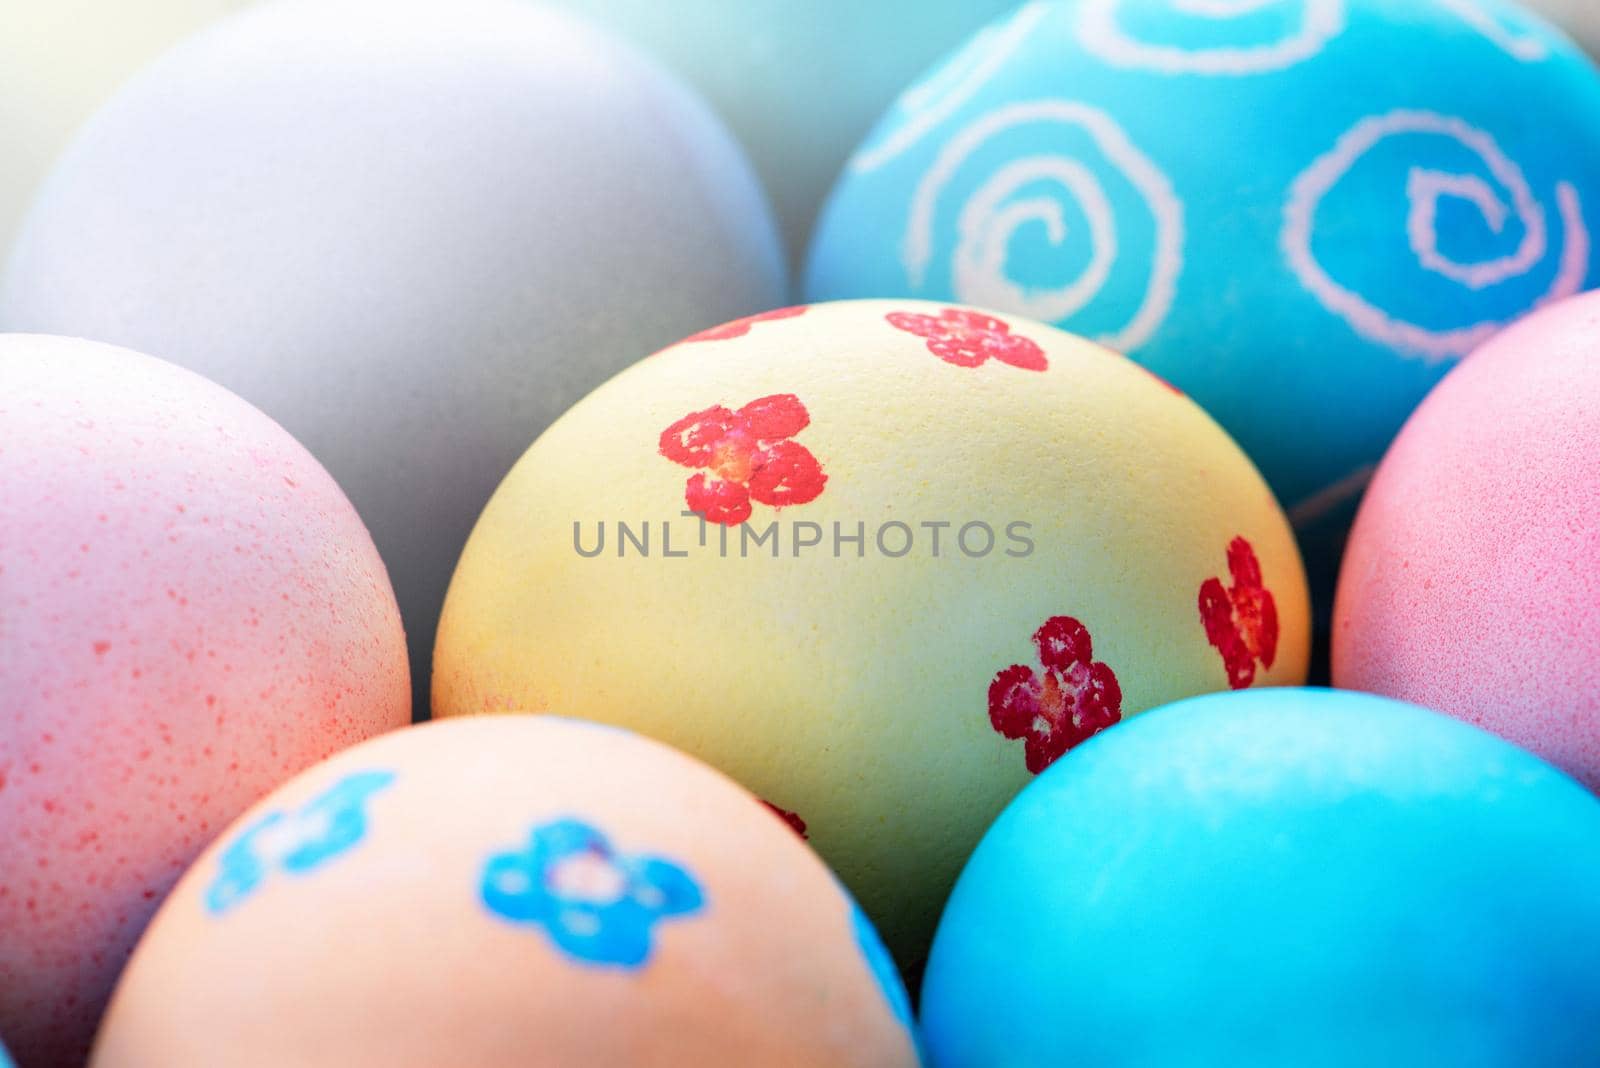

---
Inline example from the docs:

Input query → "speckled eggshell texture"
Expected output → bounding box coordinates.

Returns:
[91,717,921,1068]
[921,688,1600,1067]
[0,0,786,718]
[1334,290,1600,790]
[806,0,1600,612]
[0,335,409,1065]
[433,299,1310,966]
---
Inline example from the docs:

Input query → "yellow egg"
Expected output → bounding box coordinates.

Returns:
[434,299,1310,963]
[92,716,918,1067]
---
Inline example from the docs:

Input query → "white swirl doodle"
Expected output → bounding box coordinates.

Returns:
[851,3,1051,174]
[1288,464,1376,529]
[1283,110,1588,362]
[1434,0,1549,61]
[1078,0,1346,75]
[904,100,1183,353]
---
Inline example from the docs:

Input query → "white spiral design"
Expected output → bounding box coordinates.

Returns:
[904,100,1184,353]
[1078,0,1346,75]
[1434,0,1549,61]
[1288,464,1376,529]
[851,2,1050,174]
[1283,110,1589,362]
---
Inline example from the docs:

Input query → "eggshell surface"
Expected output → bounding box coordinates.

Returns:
[433,299,1309,965]
[807,0,1600,613]
[1523,0,1600,55]
[91,716,920,1068]
[0,0,786,718]
[921,688,1600,1067]
[0,335,409,1065]
[0,0,249,259]
[552,0,1018,274]
[1334,291,1600,790]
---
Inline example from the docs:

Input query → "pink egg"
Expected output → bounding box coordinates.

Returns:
[0,335,409,1064]
[1334,292,1600,791]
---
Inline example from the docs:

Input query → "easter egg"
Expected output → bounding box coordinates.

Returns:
[0,335,409,1064]
[91,716,920,1067]
[0,0,785,718]
[921,688,1600,1067]
[433,299,1310,965]
[806,0,1600,613]
[0,0,250,258]
[551,0,1018,273]
[1334,290,1600,790]
[1523,0,1600,55]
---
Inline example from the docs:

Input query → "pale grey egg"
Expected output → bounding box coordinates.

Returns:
[0,0,787,717]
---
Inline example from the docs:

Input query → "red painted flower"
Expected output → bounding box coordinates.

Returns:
[886,308,1047,371]
[988,616,1122,774]
[1199,536,1279,690]
[762,801,808,839]
[659,393,826,525]
[684,305,808,343]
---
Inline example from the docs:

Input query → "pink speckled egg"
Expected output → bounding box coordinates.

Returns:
[1334,291,1600,792]
[0,334,409,1065]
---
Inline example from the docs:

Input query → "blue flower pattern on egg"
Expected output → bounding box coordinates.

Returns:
[204,769,396,915]
[481,818,704,969]
[852,901,915,1032]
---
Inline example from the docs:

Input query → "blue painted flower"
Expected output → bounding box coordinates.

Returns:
[205,768,396,915]
[853,901,915,1032]
[481,817,704,969]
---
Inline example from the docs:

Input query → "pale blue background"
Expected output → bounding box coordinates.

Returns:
[559,0,1019,275]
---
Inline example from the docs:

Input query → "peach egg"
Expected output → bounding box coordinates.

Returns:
[91,716,920,1067]
[0,335,409,1064]
[433,299,1310,967]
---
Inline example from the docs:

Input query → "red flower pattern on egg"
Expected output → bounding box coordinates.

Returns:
[762,801,808,839]
[886,308,1047,371]
[683,305,808,343]
[659,393,826,526]
[1198,536,1279,690]
[988,616,1123,774]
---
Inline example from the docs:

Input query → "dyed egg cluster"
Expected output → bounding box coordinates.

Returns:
[808,0,1600,608]
[91,717,918,1067]
[0,0,786,718]
[4,0,1600,1066]
[435,298,1311,964]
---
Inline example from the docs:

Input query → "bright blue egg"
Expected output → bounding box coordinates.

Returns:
[807,0,1600,610]
[920,688,1600,1067]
